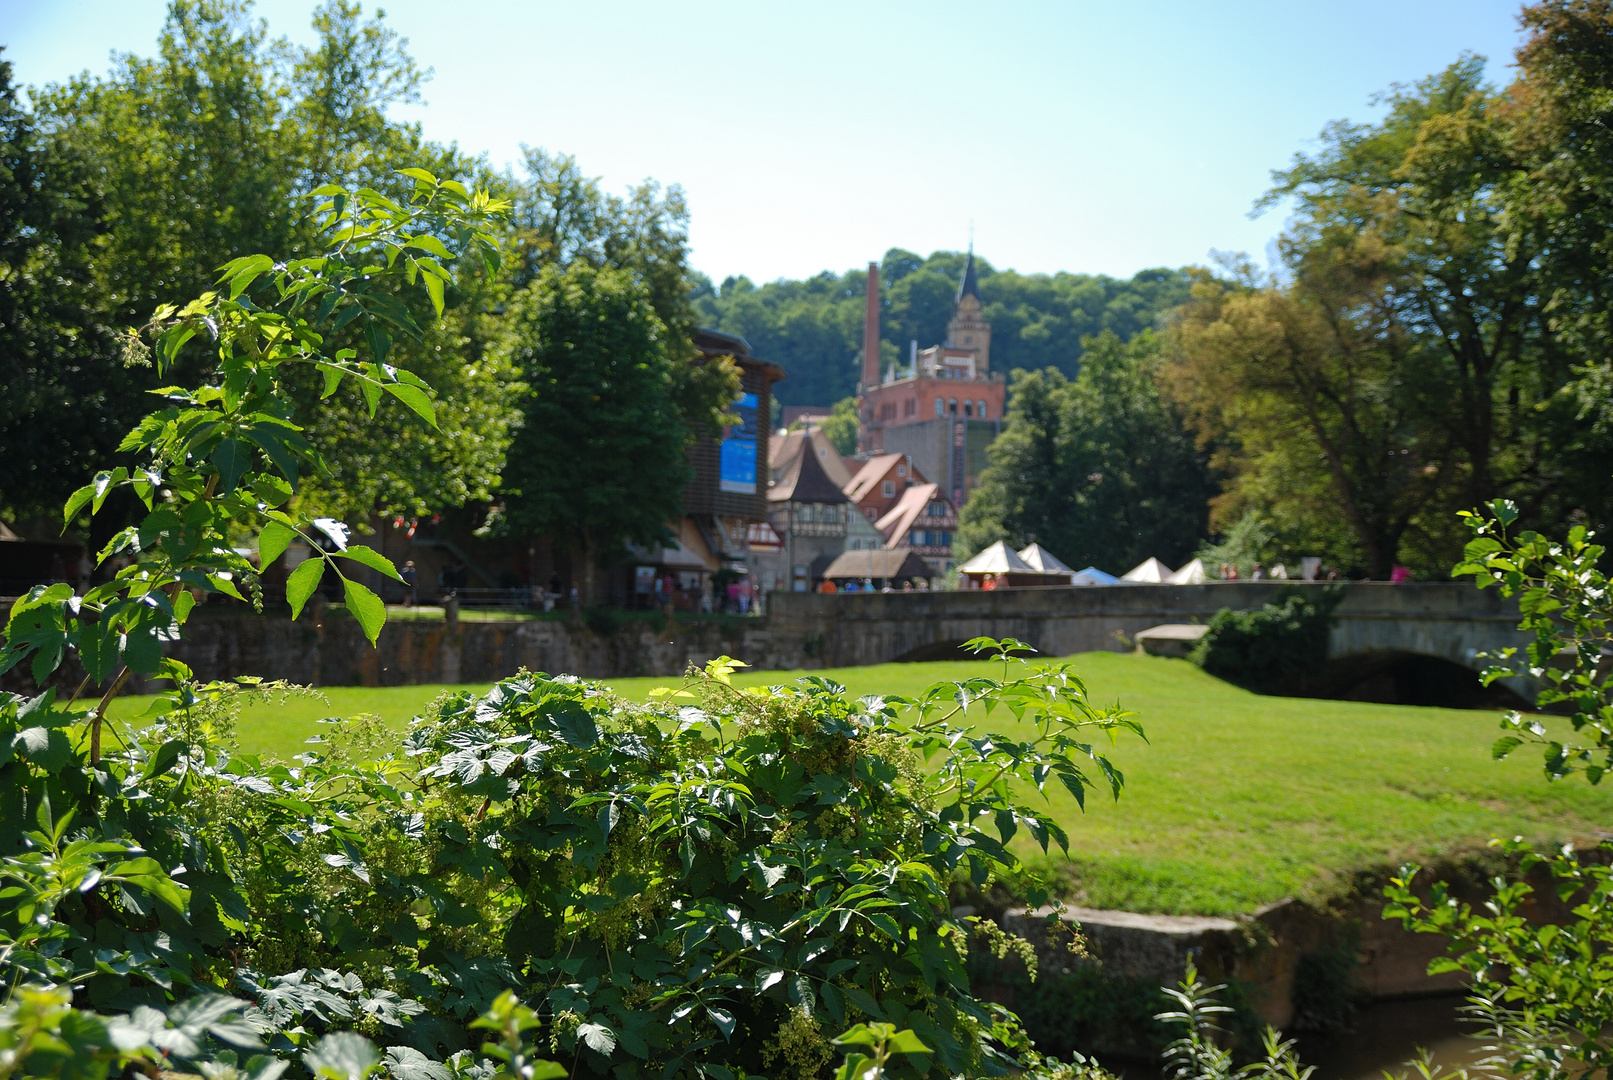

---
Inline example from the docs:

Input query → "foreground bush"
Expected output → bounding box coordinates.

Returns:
[0,165,1136,1077]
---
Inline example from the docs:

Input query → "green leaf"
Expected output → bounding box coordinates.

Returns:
[422,272,445,318]
[398,167,439,185]
[886,1030,932,1055]
[382,382,437,428]
[407,234,451,258]
[227,255,274,299]
[548,705,600,748]
[286,557,325,620]
[212,439,252,494]
[305,1031,381,1080]
[339,545,402,581]
[250,474,294,508]
[343,579,387,646]
[364,323,392,367]
[316,363,345,399]
[110,858,190,912]
[14,726,72,772]
[258,521,296,568]
[579,1022,616,1055]
[64,483,95,525]
[1055,768,1087,810]
[145,739,187,779]
[1489,499,1519,527]
[706,1007,736,1041]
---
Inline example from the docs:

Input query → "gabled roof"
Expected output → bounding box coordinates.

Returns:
[957,540,1033,575]
[956,251,981,304]
[844,453,906,503]
[874,482,944,547]
[768,428,853,502]
[768,429,849,504]
[822,548,934,581]
[1017,543,1072,573]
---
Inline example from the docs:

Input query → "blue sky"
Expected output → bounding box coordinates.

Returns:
[3,1,1526,284]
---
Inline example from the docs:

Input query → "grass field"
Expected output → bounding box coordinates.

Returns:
[106,653,1613,916]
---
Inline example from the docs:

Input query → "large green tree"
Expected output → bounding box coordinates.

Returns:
[1165,253,1454,579]
[957,331,1214,573]
[0,50,131,528]
[503,147,738,443]
[7,0,513,529]
[492,263,693,602]
[1227,45,1613,571]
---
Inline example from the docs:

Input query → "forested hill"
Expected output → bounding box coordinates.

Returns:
[690,248,1194,407]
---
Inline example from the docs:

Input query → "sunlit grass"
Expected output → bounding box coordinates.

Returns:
[105,652,1613,916]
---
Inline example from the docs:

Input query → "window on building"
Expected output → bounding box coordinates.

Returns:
[881,480,895,498]
[865,507,876,520]
[934,398,944,416]
[978,400,988,418]
[896,463,906,478]
[822,504,841,524]
[939,532,951,547]
[949,398,958,415]
[963,401,973,417]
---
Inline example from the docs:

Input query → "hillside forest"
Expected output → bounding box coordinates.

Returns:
[2,0,1612,584]
[691,256,1193,409]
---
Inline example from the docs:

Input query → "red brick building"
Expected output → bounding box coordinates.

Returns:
[855,253,1005,509]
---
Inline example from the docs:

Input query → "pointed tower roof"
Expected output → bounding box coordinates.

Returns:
[956,249,981,304]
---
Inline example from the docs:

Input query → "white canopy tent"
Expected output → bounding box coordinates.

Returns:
[1166,558,1207,584]
[1121,557,1175,583]
[957,541,1035,575]
[1017,543,1073,575]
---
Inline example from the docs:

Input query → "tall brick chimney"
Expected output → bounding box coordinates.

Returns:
[862,261,880,390]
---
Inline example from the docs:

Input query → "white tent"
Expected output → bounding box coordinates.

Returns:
[956,540,1035,575]
[1017,543,1073,574]
[1121,557,1175,583]
[1166,558,1207,584]
[1071,566,1121,586]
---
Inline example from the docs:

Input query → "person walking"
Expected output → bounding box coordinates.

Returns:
[400,560,418,606]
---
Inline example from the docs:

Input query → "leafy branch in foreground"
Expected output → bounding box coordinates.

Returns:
[1452,498,1611,782]
[0,167,508,761]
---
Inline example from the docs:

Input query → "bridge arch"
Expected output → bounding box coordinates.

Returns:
[1309,649,1530,709]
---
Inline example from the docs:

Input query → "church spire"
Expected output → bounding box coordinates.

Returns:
[956,248,981,305]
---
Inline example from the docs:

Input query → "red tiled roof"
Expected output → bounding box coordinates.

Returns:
[874,482,950,547]
[844,453,905,503]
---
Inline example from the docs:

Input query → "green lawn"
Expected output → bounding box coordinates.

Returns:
[106,653,1613,916]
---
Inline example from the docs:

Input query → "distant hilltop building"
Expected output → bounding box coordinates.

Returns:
[857,252,1005,508]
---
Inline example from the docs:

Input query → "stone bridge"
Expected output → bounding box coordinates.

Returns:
[760,582,1531,705]
[4,582,1531,706]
